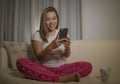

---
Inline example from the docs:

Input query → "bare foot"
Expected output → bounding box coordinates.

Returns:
[58,73,80,83]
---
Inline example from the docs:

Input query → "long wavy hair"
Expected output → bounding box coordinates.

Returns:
[39,7,59,42]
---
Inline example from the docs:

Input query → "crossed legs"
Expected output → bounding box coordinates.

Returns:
[16,58,92,82]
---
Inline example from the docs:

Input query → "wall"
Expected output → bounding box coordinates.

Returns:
[81,0,120,40]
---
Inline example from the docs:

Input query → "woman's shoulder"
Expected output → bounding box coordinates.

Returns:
[32,30,40,37]
[31,30,42,42]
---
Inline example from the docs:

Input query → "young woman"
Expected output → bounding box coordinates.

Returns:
[16,7,92,82]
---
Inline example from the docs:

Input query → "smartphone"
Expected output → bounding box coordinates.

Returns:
[59,28,68,39]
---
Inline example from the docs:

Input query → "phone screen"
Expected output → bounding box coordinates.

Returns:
[59,28,68,39]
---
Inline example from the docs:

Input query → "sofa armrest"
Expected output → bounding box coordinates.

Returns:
[0,47,9,68]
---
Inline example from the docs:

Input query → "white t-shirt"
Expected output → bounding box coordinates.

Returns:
[32,29,67,68]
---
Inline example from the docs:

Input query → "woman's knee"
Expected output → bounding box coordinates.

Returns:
[73,61,93,74]
[16,58,29,65]
[16,58,31,70]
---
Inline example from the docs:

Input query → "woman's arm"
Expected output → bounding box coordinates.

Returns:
[63,46,71,58]
[31,40,50,61]
[62,37,71,58]
[31,38,62,61]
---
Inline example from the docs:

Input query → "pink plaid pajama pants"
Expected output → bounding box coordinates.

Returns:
[16,58,92,82]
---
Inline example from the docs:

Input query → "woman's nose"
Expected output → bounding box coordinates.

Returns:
[49,19,54,23]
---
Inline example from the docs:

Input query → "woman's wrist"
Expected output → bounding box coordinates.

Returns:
[63,46,71,58]
[46,45,53,51]
[37,45,52,60]
[65,46,70,51]
[46,42,57,51]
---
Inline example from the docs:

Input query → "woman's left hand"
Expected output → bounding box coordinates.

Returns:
[60,37,71,58]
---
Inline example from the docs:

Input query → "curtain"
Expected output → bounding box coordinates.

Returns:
[55,0,81,40]
[0,0,81,47]
[0,0,7,47]
[0,0,32,44]
[0,0,53,45]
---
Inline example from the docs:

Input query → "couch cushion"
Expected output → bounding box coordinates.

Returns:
[3,41,29,70]
[0,68,60,84]
[0,47,9,68]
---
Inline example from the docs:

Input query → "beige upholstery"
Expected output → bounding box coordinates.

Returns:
[0,40,120,84]
[0,47,9,68]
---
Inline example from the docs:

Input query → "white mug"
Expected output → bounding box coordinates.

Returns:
[100,67,111,81]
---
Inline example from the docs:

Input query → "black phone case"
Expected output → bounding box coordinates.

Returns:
[59,28,68,39]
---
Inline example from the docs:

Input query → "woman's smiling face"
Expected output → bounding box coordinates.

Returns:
[45,11,58,31]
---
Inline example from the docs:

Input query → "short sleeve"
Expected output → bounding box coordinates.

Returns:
[31,31,43,42]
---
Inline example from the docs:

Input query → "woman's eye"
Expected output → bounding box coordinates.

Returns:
[45,17,57,21]
[53,17,57,20]
[46,18,50,21]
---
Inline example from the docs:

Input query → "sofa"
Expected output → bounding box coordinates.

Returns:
[0,39,120,84]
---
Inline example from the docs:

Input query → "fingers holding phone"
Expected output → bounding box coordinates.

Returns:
[52,28,70,48]
[61,37,71,47]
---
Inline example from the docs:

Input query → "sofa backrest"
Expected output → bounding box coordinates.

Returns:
[0,40,120,72]
[67,39,120,76]
[68,39,120,62]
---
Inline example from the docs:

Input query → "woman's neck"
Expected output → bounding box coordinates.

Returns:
[49,29,56,36]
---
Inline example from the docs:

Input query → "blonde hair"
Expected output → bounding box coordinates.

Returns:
[39,7,59,42]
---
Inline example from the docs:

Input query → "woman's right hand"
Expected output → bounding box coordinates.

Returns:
[48,32,70,50]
